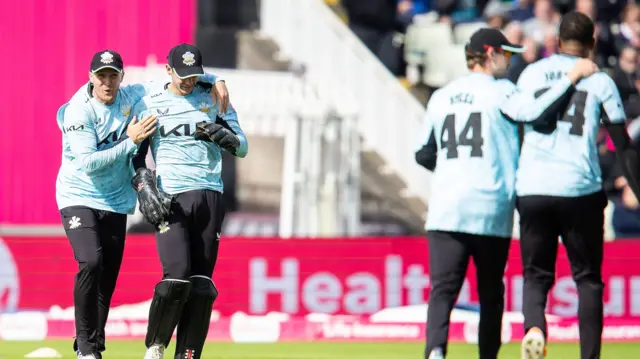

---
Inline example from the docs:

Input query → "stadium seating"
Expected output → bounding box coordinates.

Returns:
[453,22,488,45]
[404,20,487,88]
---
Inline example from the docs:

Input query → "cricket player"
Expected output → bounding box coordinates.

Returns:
[414,28,598,359]
[130,43,247,359]
[515,12,640,359]
[56,49,230,359]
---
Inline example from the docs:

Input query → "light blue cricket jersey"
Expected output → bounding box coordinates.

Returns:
[417,72,573,237]
[132,85,248,196]
[516,54,626,197]
[56,74,218,214]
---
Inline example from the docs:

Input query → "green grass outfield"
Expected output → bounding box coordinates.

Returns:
[1,341,640,359]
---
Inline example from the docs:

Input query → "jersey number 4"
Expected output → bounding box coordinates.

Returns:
[440,113,484,159]
[533,88,587,136]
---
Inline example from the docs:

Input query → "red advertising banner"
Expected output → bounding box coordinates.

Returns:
[2,236,640,319]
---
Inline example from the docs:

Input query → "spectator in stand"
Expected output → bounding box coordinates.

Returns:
[591,0,626,25]
[616,3,640,51]
[509,0,535,22]
[613,46,640,119]
[504,21,529,81]
[397,0,429,79]
[434,0,489,24]
[504,20,525,46]
[508,37,540,82]
[398,0,429,30]
[600,138,640,239]
[342,0,404,75]
[575,0,595,20]
[575,0,617,67]
[550,0,571,14]
[522,0,559,44]
[484,1,510,29]
[540,27,559,58]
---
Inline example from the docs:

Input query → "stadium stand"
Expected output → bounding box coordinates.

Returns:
[327,0,640,238]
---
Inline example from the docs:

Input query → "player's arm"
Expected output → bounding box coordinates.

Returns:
[63,102,137,174]
[194,103,248,158]
[130,101,154,171]
[499,76,575,123]
[198,74,231,114]
[414,104,438,171]
[125,72,222,95]
[217,105,248,158]
[130,98,151,171]
[129,101,173,226]
[600,76,640,199]
[132,137,150,171]
[126,73,229,113]
[501,59,597,123]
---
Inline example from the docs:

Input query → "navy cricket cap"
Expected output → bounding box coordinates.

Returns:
[168,43,205,79]
[467,28,525,54]
[90,50,124,73]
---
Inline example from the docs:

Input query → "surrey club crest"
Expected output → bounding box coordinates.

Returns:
[121,104,131,116]
[158,221,170,234]
[199,102,209,112]
[182,52,196,66]
[68,216,81,229]
[100,52,114,64]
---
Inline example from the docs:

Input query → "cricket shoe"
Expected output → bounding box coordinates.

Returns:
[522,327,546,359]
[78,354,99,359]
[428,347,445,359]
[144,344,165,359]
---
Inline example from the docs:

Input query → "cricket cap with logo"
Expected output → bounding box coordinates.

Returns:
[168,43,205,79]
[467,28,525,54]
[90,50,124,73]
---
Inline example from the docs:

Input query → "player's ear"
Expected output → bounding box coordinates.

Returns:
[165,64,172,76]
[486,47,495,61]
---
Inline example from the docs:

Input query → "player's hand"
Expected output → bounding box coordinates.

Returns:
[131,168,173,226]
[194,120,240,152]
[212,81,229,115]
[127,115,158,144]
[567,59,599,84]
[622,185,640,209]
[615,176,628,189]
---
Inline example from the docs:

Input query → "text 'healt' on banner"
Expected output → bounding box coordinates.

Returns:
[2,236,640,319]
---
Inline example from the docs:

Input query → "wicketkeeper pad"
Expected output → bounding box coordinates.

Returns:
[173,276,219,359]
[145,279,192,348]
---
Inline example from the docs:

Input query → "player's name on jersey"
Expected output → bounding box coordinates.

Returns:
[450,93,474,105]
